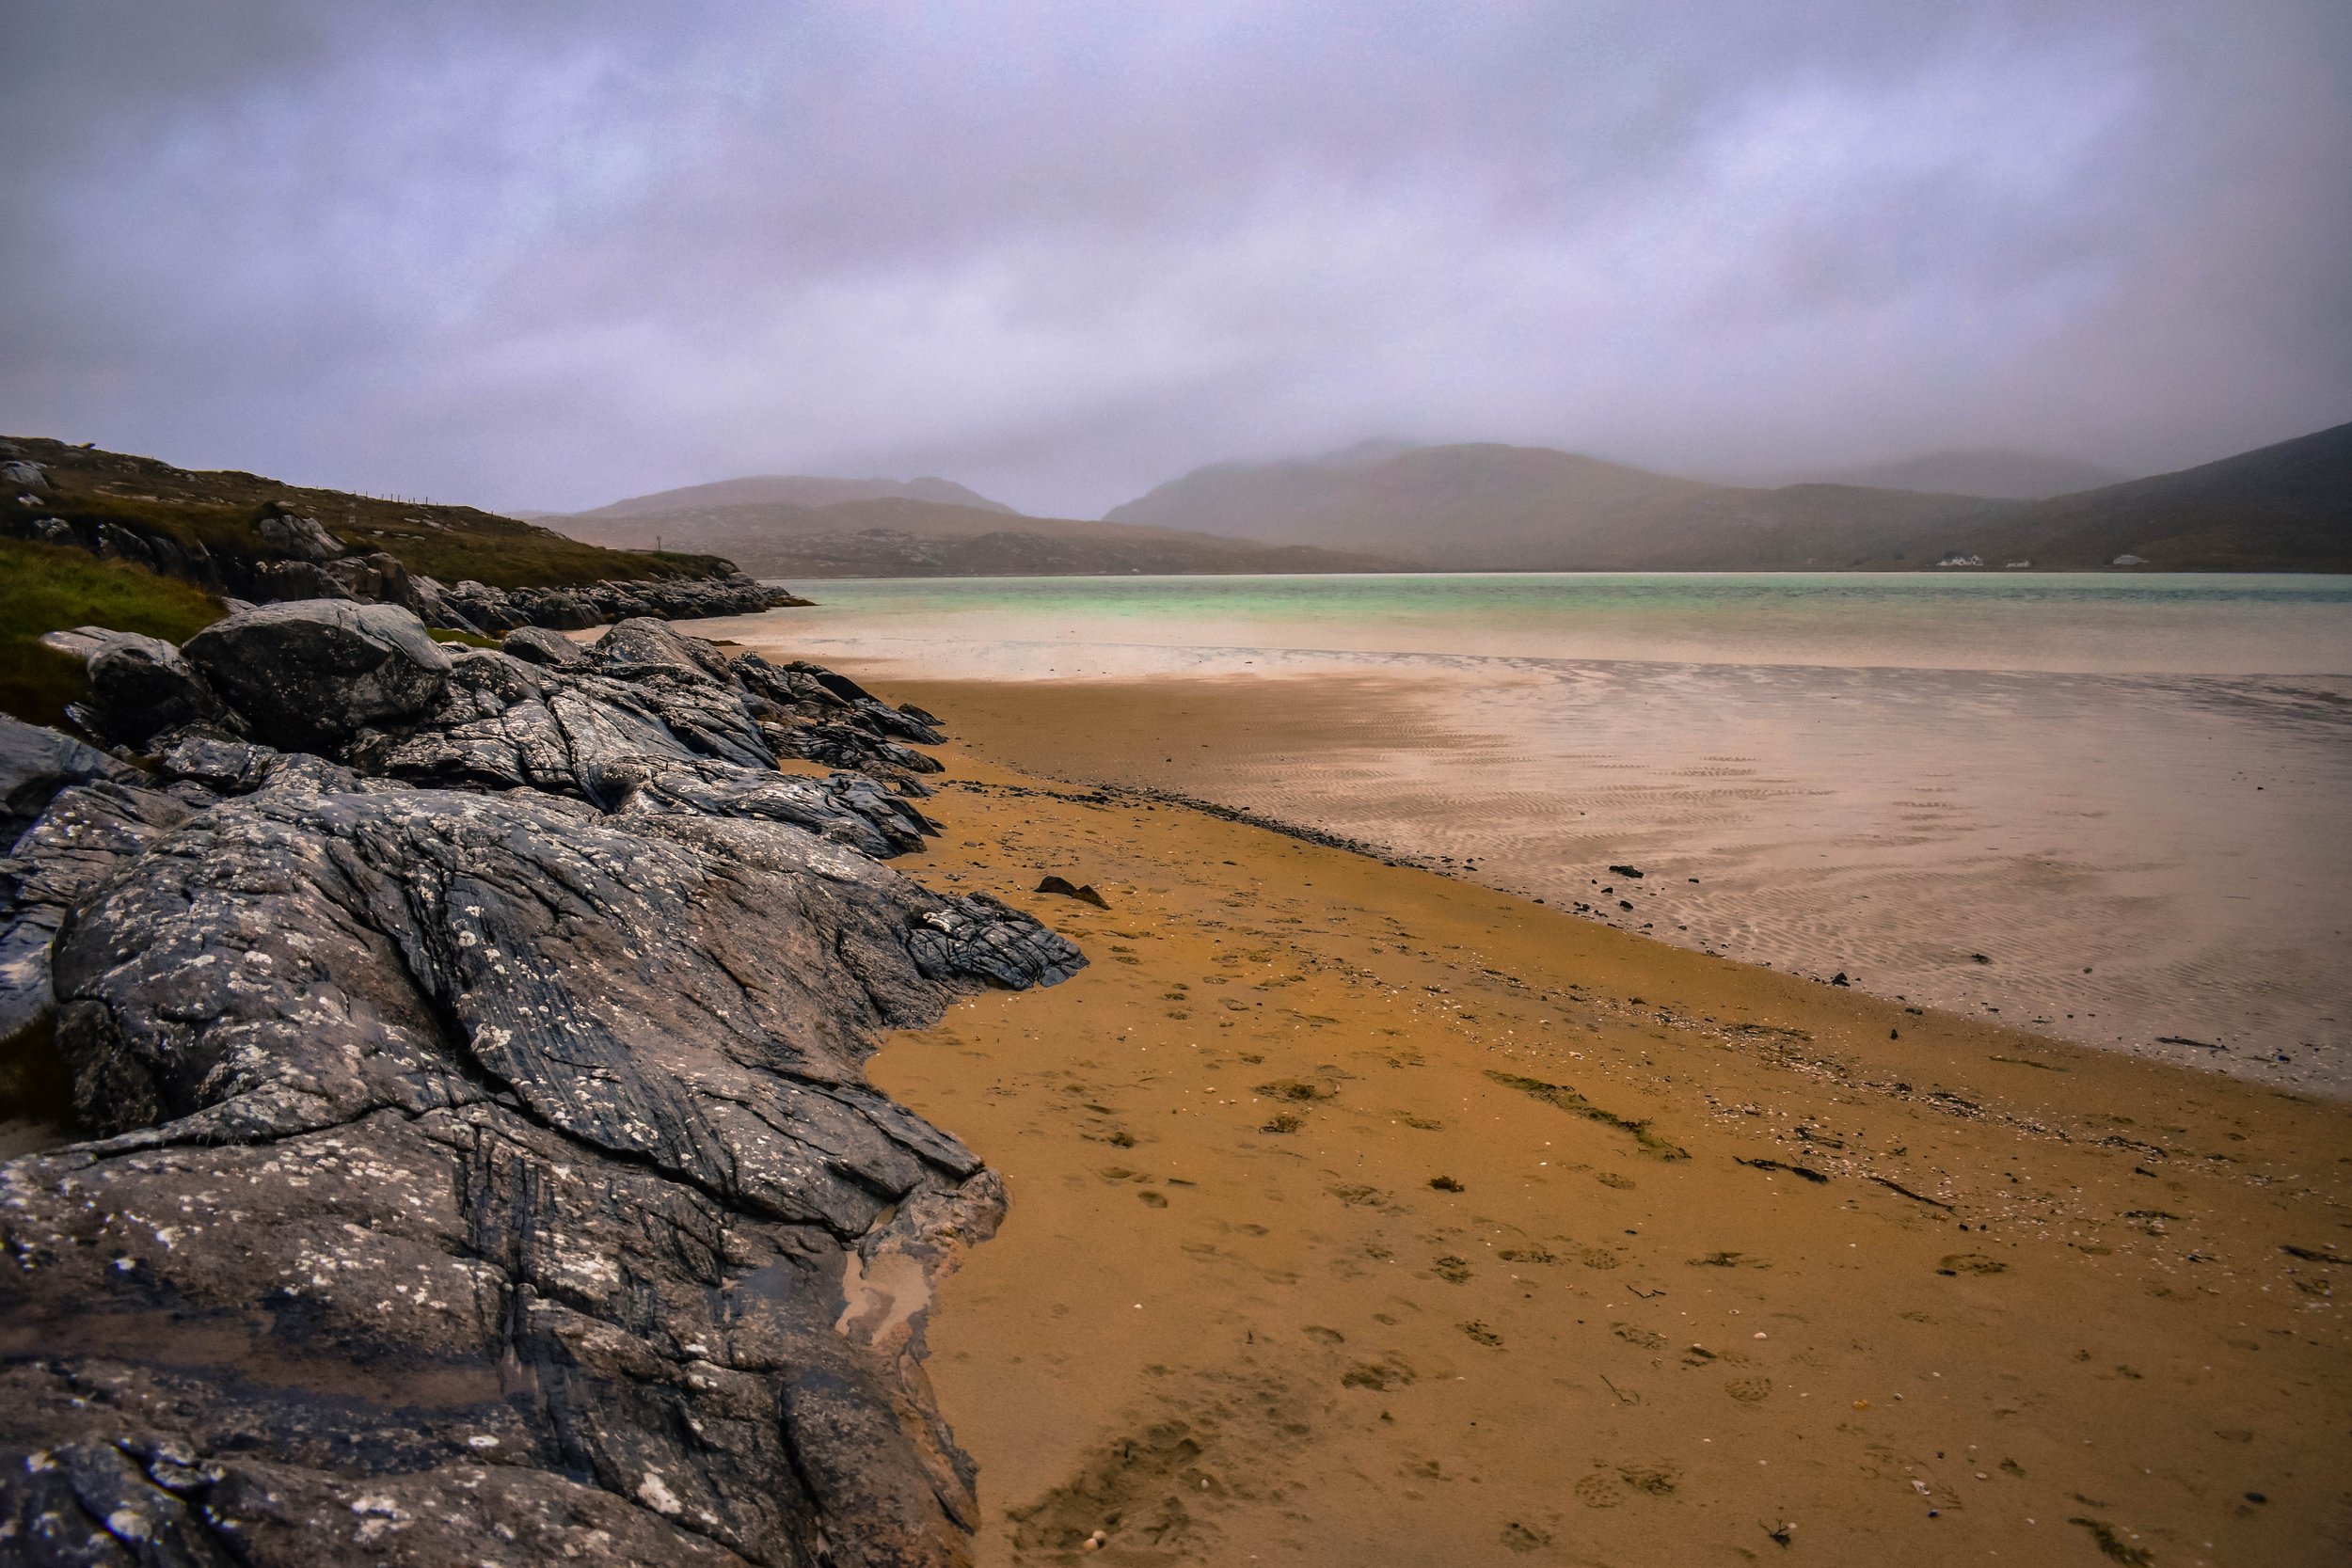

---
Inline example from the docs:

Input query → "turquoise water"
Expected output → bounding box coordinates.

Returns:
[743,572,2352,677]
[692,572,2352,1091]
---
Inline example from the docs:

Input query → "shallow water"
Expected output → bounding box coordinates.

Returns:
[693,572,2352,1092]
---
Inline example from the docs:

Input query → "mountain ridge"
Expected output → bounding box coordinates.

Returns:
[578,473,1015,518]
[555,495,1409,578]
[1772,448,2126,500]
[1104,423,2349,571]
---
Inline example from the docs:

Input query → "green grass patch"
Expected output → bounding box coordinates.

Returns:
[0,538,224,728]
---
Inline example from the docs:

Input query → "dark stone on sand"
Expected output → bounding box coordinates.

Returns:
[0,611,1078,1566]
[1609,863,1644,878]
[1036,875,1111,910]
[1832,972,1851,986]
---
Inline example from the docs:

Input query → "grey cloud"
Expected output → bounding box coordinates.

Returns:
[3,0,2346,516]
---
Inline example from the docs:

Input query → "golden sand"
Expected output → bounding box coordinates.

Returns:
[854,677,2348,1567]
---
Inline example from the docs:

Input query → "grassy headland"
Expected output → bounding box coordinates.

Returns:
[6,435,737,590]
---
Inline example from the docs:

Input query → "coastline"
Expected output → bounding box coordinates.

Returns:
[861,682,2351,1566]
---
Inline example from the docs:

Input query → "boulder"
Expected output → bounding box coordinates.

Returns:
[183,598,453,750]
[40,626,235,749]
[592,617,738,684]
[253,510,346,562]
[502,624,590,667]
[0,713,137,847]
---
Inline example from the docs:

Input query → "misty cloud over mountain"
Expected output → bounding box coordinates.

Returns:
[4,2,2347,518]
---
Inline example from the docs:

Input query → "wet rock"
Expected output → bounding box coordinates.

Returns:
[183,599,453,751]
[1036,875,1110,910]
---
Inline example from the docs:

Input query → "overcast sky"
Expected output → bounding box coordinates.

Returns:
[4,2,2347,517]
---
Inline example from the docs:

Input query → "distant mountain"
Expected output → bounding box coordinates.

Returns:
[1106,442,2010,570]
[1107,424,2350,571]
[1788,449,2125,500]
[1930,420,2352,571]
[578,473,1015,518]
[554,495,1405,578]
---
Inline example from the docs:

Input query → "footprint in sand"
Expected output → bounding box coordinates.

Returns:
[1342,1357,1418,1391]
[1574,1463,1680,1509]
[1938,1252,2008,1275]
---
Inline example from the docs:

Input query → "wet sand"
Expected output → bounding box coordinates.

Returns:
[857,679,2350,1567]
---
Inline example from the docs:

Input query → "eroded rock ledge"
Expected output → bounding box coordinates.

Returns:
[0,603,1081,1566]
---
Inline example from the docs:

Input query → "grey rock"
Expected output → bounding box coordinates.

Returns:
[592,618,739,685]
[0,779,194,1053]
[155,733,281,794]
[502,625,590,667]
[0,713,138,847]
[253,511,346,562]
[183,599,453,751]
[40,626,236,749]
[0,460,47,492]
[91,518,157,569]
[247,557,357,601]
[1,608,1052,1565]
[777,721,946,778]
[6,769,1078,1566]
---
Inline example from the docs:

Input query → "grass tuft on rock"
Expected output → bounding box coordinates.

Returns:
[0,539,225,727]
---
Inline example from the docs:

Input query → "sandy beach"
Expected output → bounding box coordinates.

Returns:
[846,676,2351,1567]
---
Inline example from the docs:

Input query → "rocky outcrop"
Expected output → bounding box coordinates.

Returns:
[5,487,797,635]
[0,605,1080,1567]
[431,571,793,635]
[183,600,455,752]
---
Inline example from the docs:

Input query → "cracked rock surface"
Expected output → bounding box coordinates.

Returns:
[0,603,1081,1567]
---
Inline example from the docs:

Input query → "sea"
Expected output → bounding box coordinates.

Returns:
[695,572,2352,1094]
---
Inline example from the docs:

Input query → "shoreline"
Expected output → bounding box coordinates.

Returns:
[857,682,2350,1566]
[843,670,2346,1098]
